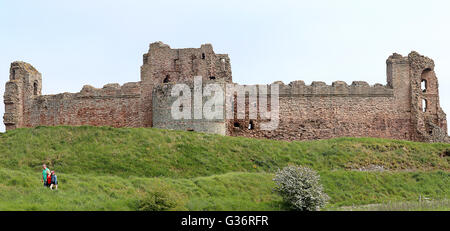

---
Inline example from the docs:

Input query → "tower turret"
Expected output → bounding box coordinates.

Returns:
[3,61,42,130]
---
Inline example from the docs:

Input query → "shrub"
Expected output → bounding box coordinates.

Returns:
[273,165,329,211]
[137,184,187,211]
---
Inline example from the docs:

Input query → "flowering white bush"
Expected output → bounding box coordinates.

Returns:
[273,165,329,211]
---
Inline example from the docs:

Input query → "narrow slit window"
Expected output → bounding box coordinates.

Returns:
[421,79,427,92]
[202,53,206,59]
[33,82,38,95]
[422,99,427,112]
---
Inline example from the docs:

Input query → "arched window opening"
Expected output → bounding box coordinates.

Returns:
[33,82,38,96]
[163,75,170,83]
[421,79,427,92]
[422,99,427,112]
[248,120,255,130]
[421,68,433,93]
[202,53,206,59]
[179,104,183,111]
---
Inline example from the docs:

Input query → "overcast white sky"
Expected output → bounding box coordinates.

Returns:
[0,0,449,134]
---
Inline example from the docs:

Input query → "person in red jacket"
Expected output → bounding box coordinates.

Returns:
[46,169,52,187]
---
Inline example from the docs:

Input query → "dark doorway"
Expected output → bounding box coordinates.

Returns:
[163,75,170,83]
[248,120,255,130]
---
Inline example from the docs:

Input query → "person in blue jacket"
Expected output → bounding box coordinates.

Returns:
[49,171,58,190]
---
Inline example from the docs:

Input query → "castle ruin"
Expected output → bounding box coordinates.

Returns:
[3,42,449,142]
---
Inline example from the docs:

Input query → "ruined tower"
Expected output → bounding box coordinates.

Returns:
[140,41,232,132]
[406,52,448,141]
[3,62,42,130]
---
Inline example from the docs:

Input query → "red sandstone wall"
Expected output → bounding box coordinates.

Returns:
[22,82,143,128]
[140,42,232,84]
[228,95,411,141]
[227,81,414,141]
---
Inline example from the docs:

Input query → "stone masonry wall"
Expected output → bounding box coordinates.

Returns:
[5,72,144,128]
[152,81,227,135]
[227,82,412,141]
[3,42,449,143]
[25,82,142,128]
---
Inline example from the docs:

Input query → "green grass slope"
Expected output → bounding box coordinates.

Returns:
[0,126,448,211]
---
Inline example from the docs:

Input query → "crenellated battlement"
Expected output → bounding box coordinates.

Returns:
[152,80,393,98]
[272,80,393,97]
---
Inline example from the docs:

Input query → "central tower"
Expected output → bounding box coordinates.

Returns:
[139,41,232,127]
[140,41,232,84]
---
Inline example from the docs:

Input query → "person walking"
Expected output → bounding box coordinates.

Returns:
[42,164,50,187]
[49,171,58,190]
[46,169,52,188]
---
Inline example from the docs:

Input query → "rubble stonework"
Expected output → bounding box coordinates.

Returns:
[3,42,449,142]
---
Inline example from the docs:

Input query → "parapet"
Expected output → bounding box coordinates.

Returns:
[36,81,142,101]
[386,53,409,64]
[79,82,141,98]
[274,80,393,97]
[153,79,394,98]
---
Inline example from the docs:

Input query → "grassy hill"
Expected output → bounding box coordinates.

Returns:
[0,126,448,211]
